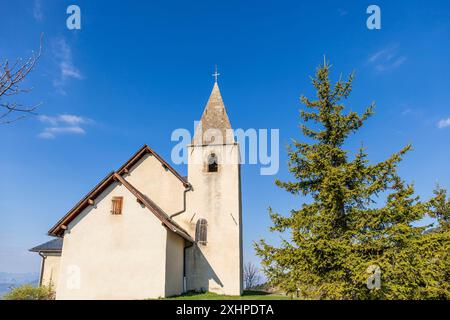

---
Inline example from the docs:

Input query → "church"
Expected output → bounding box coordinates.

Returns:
[30,80,243,300]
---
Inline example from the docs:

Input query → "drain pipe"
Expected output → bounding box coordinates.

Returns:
[38,252,46,286]
[183,241,194,293]
[171,183,194,293]
[170,183,193,219]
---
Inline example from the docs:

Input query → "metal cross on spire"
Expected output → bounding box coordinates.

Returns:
[212,65,220,83]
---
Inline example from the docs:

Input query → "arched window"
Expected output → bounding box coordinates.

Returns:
[207,153,218,173]
[196,219,208,245]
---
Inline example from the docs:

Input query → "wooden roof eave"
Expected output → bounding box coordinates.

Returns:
[47,171,116,237]
[29,249,62,253]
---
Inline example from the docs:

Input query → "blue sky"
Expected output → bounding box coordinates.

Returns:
[1,0,450,273]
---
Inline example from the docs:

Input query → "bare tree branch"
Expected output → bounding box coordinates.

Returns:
[244,262,262,290]
[0,34,43,125]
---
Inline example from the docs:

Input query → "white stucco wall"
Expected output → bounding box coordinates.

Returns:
[56,181,181,300]
[180,143,243,295]
[40,253,61,289]
[124,153,186,216]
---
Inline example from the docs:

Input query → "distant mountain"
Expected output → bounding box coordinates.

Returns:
[0,272,39,299]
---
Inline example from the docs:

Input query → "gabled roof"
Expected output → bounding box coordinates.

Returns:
[47,146,193,243]
[29,238,63,253]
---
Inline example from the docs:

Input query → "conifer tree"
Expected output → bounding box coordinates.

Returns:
[255,60,450,299]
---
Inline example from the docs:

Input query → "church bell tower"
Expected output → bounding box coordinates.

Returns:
[184,73,243,295]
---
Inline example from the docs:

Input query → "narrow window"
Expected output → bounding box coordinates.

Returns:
[196,219,208,245]
[207,153,218,173]
[111,196,123,215]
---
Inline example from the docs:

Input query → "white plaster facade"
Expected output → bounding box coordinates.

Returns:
[31,82,243,299]
[184,143,243,295]
[40,253,61,288]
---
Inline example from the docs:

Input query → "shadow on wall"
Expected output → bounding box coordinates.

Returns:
[164,231,186,297]
[187,245,223,292]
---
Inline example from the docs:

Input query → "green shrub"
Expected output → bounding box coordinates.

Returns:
[3,284,55,300]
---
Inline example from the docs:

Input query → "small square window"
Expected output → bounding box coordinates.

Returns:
[111,197,123,215]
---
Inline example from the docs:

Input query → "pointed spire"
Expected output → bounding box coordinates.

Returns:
[192,80,234,145]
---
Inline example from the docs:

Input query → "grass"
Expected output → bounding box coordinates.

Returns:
[162,290,293,300]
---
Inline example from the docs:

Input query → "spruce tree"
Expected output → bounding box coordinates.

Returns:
[255,61,450,299]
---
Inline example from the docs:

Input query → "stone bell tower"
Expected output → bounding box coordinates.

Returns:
[184,76,243,295]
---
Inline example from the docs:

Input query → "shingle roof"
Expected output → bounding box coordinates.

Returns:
[29,238,63,253]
